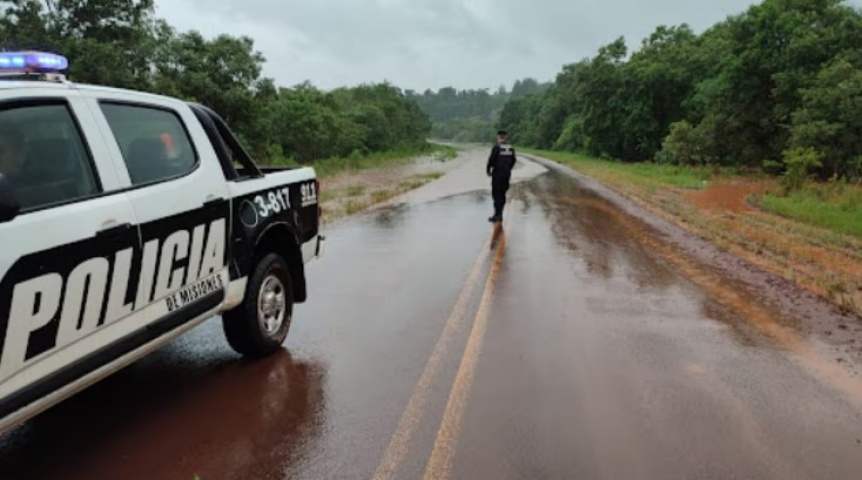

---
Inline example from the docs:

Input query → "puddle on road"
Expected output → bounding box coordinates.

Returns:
[0,348,327,480]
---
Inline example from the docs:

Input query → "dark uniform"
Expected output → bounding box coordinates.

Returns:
[486,132,516,222]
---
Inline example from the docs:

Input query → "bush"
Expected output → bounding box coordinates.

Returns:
[773,147,824,194]
[656,120,708,166]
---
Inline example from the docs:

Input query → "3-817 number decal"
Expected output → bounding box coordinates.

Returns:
[253,187,291,218]
[252,182,316,219]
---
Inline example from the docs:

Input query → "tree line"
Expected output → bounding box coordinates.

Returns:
[498,0,862,182]
[0,0,431,164]
[407,79,549,143]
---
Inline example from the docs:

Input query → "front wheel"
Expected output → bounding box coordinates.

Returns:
[223,252,294,357]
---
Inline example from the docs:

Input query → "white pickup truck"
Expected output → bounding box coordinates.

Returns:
[0,52,324,433]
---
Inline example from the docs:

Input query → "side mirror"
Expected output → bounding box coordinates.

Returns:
[0,174,20,223]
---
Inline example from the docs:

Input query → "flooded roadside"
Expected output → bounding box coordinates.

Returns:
[319,150,465,224]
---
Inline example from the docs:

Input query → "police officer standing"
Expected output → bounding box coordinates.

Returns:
[486,129,516,223]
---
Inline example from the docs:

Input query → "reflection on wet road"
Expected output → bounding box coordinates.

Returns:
[2,151,862,480]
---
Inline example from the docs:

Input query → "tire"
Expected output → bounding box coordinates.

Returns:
[222,252,294,358]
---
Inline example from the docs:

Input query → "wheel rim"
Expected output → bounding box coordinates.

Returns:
[257,274,287,336]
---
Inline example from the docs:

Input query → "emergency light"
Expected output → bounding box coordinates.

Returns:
[0,51,68,73]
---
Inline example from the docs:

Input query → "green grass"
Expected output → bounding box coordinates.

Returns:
[429,142,459,160]
[526,148,862,238]
[522,148,738,189]
[759,183,862,237]
[411,172,445,181]
[371,189,395,203]
[311,147,426,178]
[398,172,444,191]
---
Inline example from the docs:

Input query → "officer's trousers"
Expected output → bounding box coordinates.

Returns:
[491,173,511,218]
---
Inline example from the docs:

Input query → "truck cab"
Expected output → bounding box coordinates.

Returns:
[0,51,324,433]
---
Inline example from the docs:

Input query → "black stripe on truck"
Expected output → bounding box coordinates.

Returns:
[0,290,223,421]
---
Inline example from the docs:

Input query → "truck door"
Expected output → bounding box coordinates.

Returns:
[0,94,139,418]
[85,96,232,329]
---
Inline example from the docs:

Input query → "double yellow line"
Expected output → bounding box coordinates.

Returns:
[373,207,514,480]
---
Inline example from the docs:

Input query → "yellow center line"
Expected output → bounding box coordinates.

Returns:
[372,219,502,480]
[422,207,513,480]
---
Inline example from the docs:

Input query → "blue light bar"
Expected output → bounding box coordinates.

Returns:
[0,51,68,72]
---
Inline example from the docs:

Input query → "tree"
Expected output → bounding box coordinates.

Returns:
[407,85,511,142]
[789,53,862,180]
[621,25,699,160]
[499,0,862,181]
[0,1,432,164]
[0,1,55,52]
[577,37,629,158]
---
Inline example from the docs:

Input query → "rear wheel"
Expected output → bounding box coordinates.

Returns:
[223,253,294,357]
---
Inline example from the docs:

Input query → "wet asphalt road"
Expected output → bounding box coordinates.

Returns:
[2,149,862,480]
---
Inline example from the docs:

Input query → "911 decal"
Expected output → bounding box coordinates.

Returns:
[301,182,318,207]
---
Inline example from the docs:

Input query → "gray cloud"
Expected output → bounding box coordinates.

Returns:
[153,0,859,91]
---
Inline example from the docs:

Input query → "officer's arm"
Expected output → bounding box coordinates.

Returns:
[487,145,498,176]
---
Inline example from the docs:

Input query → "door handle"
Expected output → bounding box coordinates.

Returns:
[96,222,132,240]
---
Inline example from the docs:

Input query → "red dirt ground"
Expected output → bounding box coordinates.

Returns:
[686,180,774,214]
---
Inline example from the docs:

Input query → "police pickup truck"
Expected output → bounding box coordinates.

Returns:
[0,52,324,433]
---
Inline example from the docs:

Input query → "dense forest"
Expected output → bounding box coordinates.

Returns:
[0,0,431,164]
[3,0,860,181]
[407,78,549,143]
[499,0,862,182]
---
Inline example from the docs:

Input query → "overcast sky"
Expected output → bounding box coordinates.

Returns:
[153,0,858,92]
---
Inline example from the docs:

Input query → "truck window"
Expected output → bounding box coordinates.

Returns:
[208,111,262,179]
[0,103,100,211]
[100,103,198,186]
[187,103,263,181]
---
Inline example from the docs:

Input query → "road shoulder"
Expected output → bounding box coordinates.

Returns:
[524,153,862,371]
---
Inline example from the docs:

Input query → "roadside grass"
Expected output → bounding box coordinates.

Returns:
[259,142,458,224]
[371,189,394,204]
[319,188,338,203]
[758,183,862,238]
[406,171,444,183]
[345,185,366,197]
[267,143,458,179]
[258,141,460,225]
[433,144,460,160]
[522,148,742,190]
[524,148,862,238]
[322,173,446,224]
[343,198,364,216]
